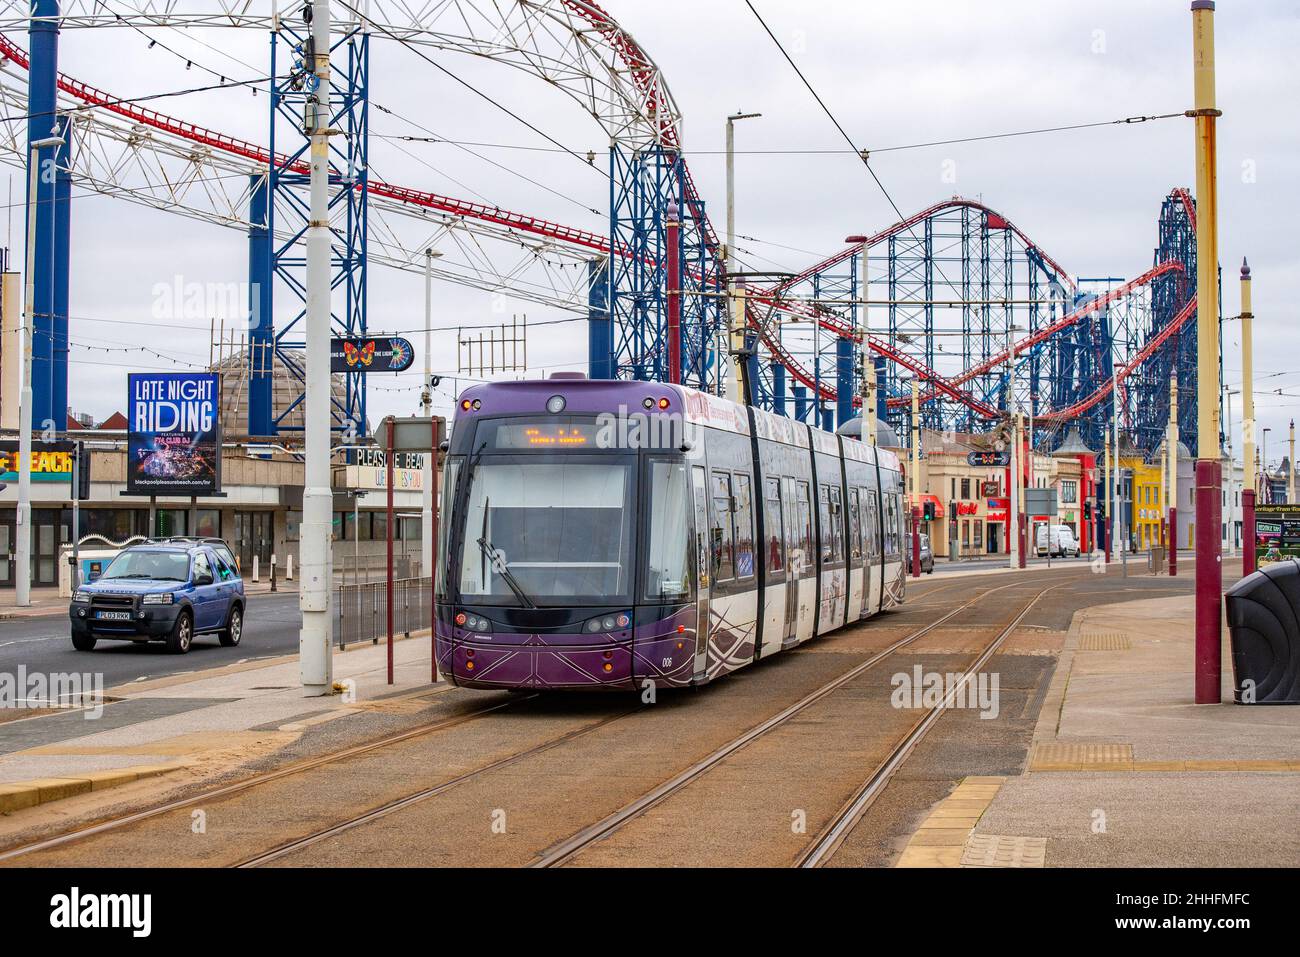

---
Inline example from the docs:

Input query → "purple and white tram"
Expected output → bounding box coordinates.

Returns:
[434,375,907,690]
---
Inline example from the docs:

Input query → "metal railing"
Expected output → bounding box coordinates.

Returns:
[333,576,433,649]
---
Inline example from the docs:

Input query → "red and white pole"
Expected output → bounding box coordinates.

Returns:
[1190,0,1222,704]
[911,506,922,579]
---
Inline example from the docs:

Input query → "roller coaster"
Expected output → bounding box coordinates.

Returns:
[0,1,1205,458]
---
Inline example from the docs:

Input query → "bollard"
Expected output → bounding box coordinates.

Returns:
[252,555,259,583]
[287,553,294,581]
[270,554,277,592]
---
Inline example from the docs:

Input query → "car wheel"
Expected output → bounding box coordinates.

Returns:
[71,631,97,652]
[166,610,193,655]
[219,605,243,648]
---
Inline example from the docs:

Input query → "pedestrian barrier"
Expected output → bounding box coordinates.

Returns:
[333,577,433,650]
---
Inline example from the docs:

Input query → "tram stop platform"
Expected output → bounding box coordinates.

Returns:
[900,586,1300,868]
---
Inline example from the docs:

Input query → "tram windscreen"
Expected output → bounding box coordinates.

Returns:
[457,460,634,605]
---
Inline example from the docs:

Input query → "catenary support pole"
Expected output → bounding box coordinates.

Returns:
[666,200,681,384]
[300,0,334,697]
[1191,0,1222,704]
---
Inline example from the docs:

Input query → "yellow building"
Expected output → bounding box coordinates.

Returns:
[1122,453,1165,550]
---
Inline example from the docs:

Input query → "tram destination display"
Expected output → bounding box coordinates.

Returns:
[126,372,222,496]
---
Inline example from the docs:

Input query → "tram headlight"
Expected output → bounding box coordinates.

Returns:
[546,395,566,414]
[601,616,617,631]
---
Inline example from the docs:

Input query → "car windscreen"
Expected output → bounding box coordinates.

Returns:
[100,550,191,582]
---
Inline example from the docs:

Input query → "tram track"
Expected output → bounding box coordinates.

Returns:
[530,575,1069,868]
[0,694,536,864]
[794,580,1067,867]
[1,572,1077,868]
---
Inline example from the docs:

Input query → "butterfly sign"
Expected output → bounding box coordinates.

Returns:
[330,337,417,374]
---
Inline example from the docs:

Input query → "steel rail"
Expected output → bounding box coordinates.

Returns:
[233,705,643,867]
[795,579,1067,867]
[530,575,1052,868]
[0,694,533,863]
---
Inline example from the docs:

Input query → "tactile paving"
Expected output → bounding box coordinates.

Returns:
[1078,632,1131,651]
[1030,742,1133,769]
[961,834,1046,868]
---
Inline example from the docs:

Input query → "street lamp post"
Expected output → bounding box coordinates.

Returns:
[1241,259,1256,573]
[421,247,443,580]
[15,129,65,607]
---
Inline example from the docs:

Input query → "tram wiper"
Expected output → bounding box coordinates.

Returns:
[476,537,537,609]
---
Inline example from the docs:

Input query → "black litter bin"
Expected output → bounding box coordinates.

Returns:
[1225,558,1300,704]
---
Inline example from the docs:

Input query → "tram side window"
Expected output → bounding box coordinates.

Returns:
[711,470,735,582]
[733,473,755,580]
[795,481,813,573]
[865,492,880,562]
[829,485,844,563]
[435,458,461,597]
[763,477,784,574]
[885,493,902,559]
[818,485,833,563]
[848,487,862,561]
[644,460,692,602]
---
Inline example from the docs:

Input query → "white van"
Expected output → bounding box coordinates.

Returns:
[1035,523,1080,558]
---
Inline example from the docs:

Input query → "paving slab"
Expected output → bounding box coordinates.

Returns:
[974,592,1300,867]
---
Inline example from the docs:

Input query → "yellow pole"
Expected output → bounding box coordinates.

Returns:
[1190,0,1221,704]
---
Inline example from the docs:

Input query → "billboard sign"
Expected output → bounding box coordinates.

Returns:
[330,337,415,374]
[127,372,222,496]
[0,440,73,483]
[968,450,1011,467]
[1255,505,1300,569]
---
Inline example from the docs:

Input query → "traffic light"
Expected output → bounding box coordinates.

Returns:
[75,443,91,501]
[923,501,936,522]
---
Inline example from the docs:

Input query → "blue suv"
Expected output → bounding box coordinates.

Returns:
[70,538,245,654]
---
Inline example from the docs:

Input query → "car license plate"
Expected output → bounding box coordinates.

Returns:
[95,610,131,621]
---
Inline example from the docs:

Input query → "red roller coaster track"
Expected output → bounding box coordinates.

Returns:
[0,29,1195,425]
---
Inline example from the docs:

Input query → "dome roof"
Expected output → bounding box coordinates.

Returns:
[837,415,902,448]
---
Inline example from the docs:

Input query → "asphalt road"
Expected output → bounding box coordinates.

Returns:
[0,592,305,688]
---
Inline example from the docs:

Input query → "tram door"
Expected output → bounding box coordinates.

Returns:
[690,466,711,679]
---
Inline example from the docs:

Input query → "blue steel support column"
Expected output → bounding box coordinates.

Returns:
[835,335,854,427]
[26,0,58,430]
[793,385,808,424]
[247,174,274,434]
[875,356,888,424]
[587,258,612,379]
[771,360,786,416]
[51,113,71,427]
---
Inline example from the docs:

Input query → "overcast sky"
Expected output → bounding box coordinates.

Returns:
[27,0,1300,468]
